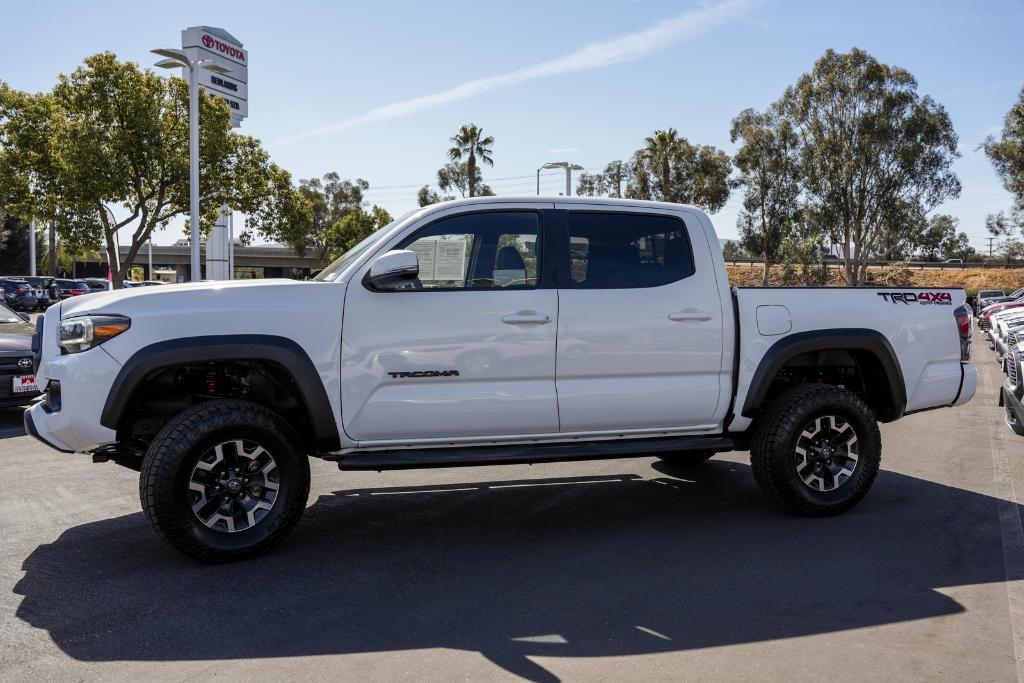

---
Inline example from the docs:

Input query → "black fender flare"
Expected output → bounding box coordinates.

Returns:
[740,328,907,422]
[100,335,341,452]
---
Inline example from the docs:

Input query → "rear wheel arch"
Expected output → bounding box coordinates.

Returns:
[101,335,341,453]
[742,329,907,423]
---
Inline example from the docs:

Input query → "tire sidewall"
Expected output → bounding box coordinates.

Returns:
[149,405,308,557]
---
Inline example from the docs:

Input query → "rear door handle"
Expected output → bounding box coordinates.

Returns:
[502,312,551,325]
[668,309,712,322]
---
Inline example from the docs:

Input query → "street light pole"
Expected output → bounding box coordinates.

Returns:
[152,48,232,283]
[539,161,584,197]
[28,221,36,276]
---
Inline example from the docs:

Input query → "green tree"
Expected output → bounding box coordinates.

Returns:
[0,53,299,287]
[447,124,494,198]
[576,161,627,198]
[325,205,392,261]
[628,131,731,210]
[278,173,368,268]
[778,48,961,285]
[983,86,1024,243]
[418,161,493,206]
[876,200,926,261]
[731,108,801,285]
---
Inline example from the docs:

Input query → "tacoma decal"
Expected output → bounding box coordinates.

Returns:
[878,291,953,305]
[387,370,460,379]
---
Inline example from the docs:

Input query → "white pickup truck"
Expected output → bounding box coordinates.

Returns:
[25,197,977,561]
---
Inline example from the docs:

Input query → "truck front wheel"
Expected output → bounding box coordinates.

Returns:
[139,400,311,562]
[750,385,881,516]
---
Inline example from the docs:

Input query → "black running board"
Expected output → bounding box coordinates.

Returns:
[335,435,735,471]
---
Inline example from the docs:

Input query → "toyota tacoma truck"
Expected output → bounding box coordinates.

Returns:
[24,197,977,561]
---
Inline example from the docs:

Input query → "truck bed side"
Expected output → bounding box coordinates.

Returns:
[728,287,970,433]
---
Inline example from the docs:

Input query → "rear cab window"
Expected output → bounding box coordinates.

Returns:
[567,212,695,289]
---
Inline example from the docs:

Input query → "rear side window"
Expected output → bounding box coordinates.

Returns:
[567,212,695,289]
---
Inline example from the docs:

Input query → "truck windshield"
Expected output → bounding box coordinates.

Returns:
[314,214,408,282]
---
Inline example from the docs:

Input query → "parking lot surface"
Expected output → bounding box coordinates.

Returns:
[1,345,1022,681]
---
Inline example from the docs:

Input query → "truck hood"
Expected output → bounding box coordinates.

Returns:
[59,279,312,319]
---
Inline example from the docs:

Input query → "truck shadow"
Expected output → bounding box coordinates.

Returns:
[0,408,26,439]
[13,460,1015,682]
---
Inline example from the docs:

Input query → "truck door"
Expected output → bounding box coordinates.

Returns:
[340,207,560,442]
[553,205,726,432]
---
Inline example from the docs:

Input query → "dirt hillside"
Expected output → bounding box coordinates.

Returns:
[725,264,1024,294]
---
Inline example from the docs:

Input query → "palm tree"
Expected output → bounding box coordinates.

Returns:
[447,124,494,198]
[643,128,683,196]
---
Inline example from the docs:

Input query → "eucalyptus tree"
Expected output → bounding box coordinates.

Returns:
[983,86,1024,251]
[447,124,494,197]
[778,48,960,285]
[730,108,801,285]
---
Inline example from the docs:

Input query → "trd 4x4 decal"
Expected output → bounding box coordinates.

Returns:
[877,291,953,305]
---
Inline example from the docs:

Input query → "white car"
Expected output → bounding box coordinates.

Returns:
[24,197,978,561]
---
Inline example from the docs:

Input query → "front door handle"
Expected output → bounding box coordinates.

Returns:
[668,309,712,322]
[502,311,551,325]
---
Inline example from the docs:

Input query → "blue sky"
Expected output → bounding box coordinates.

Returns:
[3,0,1023,249]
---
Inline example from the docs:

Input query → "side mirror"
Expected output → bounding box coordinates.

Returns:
[365,250,419,291]
[18,313,30,322]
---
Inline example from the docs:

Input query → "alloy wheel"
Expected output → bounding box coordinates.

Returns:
[794,415,860,492]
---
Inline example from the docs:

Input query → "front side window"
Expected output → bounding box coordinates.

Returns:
[568,212,694,289]
[397,211,540,290]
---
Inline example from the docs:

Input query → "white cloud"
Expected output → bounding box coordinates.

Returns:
[275,0,753,145]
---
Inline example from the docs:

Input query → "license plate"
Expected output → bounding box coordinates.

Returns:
[13,375,38,393]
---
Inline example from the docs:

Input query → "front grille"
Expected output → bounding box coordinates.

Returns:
[1009,333,1021,387]
[980,318,991,331]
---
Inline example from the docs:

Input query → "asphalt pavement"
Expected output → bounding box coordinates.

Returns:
[1,344,1022,681]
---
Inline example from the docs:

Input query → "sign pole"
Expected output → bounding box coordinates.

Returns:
[28,221,36,276]
[188,63,201,282]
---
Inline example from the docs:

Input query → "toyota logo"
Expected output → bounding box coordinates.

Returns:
[18,358,32,369]
[202,35,214,48]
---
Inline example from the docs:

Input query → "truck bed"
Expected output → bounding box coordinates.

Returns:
[728,286,972,432]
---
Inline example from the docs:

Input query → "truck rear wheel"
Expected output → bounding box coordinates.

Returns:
[750,385,881,516]
[139,400,310,562]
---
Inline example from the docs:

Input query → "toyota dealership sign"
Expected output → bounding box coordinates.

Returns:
[181,26,248,124]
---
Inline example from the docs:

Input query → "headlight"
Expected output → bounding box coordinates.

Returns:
[58,315,131,353]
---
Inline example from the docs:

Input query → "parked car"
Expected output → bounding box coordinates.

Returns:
[5,276,57,309]
[54,278,91,299]
[83,278,112,293]
[25,197,978,561]
[977,289,1008,314]
[0,279,39,312]
[140,280,166,286]
[979,287,1024,315]
[1000,331,1024,437]
[991,311,1024,359]
[0,302,40,407]
[980,300,1024,333]
[944,259,963,264]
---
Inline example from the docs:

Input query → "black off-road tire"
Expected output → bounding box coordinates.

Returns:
[139,400,310,562]
[657,450,715,466]
[750,385,881,516]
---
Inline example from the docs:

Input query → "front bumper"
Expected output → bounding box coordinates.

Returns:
[25,346,120,453]
[1001,383,1024,437]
